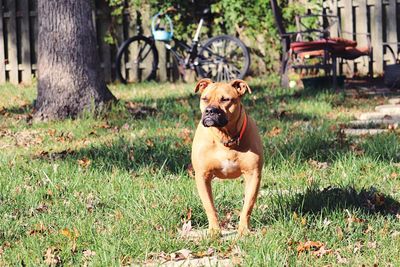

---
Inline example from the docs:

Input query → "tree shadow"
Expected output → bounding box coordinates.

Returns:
[290,186,400,216]
[1,104,33,115]
[258,185,400,226]
[38,134,192,175]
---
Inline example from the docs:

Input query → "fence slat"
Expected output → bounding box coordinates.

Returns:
[8,0,18,84]
[0,0,396,84]
[0,0,6,83]
[20,0,31,83]
[371,0,384,74]
[386,0,398,64]
[342,0,354,76]
[355,0,369,75]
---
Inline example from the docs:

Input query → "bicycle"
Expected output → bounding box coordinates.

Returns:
[115,8,250,83]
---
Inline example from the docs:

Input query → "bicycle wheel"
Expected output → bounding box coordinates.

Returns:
[196,35,250,81]
[115,36,158,84]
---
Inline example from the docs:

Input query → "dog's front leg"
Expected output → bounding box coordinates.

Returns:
[195,174,221,236]
[238,170,261,235]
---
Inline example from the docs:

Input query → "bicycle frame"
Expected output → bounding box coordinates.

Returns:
[162,13,206,70]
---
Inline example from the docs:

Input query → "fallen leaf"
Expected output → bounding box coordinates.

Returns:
[207,247,215,255]
[367,241,377,249]
[47,129,57,137]
[0,242,11,256]
[308,159,329,170]
[44,247,61,266]
[83,249,96,257]
[178,128,192,144]
[391,231,400,238]
[364,224,373,234]
[121,123,130,130]
[60,228,72,239]
[181,220,192,236]
[353,241,363,254]
[261,227,268,236]
[388,123,398,130]
[186,163,194,178]
[27,222,48,236]
[175,249,191,259]
[145,139,154,147]
[297,241,324,254]
[114,210,123,220]
[311,245,333,258]
[267,126,282,137]
[77,157,91,168]
[323,218,331,227]
[335,251,348,264]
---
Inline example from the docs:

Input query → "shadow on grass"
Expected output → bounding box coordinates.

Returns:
[290,186,400,216]
[41,135,192,175]
[258,186,400,226]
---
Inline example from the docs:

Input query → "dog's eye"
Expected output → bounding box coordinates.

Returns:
[201,97,209,103]
[220,97,231,102]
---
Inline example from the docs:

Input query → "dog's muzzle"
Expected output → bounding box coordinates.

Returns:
[202,106,228,127]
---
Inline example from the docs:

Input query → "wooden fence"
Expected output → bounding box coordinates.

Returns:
[0,0,176,85]
[324,0,400,77]
[0,0,399,84]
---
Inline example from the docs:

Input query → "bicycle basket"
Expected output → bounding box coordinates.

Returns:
[151,13,173,41]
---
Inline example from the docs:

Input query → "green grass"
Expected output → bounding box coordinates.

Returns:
[1,79,400,266]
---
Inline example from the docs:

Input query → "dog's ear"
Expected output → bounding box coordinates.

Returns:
[230,79,252,96]
[194,78,213,94]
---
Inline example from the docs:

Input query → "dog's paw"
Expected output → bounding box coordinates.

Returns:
[208,227,222,238]
[237,225,251,236]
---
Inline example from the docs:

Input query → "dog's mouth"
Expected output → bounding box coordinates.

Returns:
[202,113,228,128]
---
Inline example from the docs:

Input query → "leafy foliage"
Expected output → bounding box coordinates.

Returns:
[105,0,321,73]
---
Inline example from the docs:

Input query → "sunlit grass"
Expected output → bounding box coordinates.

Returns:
[1,79,400,265]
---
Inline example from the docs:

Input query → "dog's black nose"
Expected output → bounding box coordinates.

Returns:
[205,106,220,115]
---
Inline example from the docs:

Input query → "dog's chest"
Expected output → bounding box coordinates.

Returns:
[212,150,242,178]
[220,159,239,176]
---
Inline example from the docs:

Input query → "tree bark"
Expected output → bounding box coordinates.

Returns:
[34,0,116,121]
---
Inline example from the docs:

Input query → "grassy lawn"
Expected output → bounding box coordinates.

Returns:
[1,78,400,266]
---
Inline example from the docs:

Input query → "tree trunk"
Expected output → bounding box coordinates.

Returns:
[34,0,116,121]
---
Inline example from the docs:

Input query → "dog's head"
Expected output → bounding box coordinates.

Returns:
[194,79,252,128]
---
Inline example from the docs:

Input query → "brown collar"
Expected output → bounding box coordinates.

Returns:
[221,114,248,147]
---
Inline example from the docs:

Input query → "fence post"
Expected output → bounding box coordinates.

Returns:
[385,0,398,64]
[342,0,354,76]
[371,0,383,75]
[0,0,6,83]
[354,0,369,76]
[8,0,18,84]
[21,0,32,83]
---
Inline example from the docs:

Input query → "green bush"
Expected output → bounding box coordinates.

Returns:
[106,0,321,75]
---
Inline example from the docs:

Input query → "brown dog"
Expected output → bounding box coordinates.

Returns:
[191,78,263,236]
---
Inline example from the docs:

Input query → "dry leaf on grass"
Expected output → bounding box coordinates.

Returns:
[0,242,11,256]
[335,251,348,264]
[266,126,282,137]
[44,247,61,266]
[83,249,96,258]
[308,159,329,170]
[77,157,91,168]
[180,208,193,236]
[60,228,79,253]
[178,128,193,144]
[296,240,324,254]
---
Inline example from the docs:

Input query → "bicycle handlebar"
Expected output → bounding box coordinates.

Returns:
[159,7,177,17]
[159,7,210,17]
